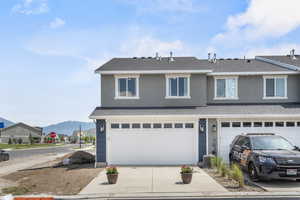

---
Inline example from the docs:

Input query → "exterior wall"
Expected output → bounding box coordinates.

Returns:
[207,74,300,104]
[0,126,41,144]
[101,74,207,107]
[95,120,106,166]
[207,119,218,155]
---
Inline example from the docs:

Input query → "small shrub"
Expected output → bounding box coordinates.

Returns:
[106,166,118,174]
[220,163,230,177]
[230,164,244,188]
[12,138,17,144]
[17,138,23,144]
[181,165,193,174]
[8,138,12,145]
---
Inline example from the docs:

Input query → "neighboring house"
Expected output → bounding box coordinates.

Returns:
[0,123,43,144]
[90,50,300,166]
[72,128,96,143]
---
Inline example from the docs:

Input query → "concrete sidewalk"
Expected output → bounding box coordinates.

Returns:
[80,167,228,195]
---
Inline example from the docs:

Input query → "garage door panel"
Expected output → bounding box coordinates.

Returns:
[108,131,197,165]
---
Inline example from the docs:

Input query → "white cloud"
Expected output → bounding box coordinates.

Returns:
[213,0,300,44]
[12,0,49,15]
[49,18,65,29]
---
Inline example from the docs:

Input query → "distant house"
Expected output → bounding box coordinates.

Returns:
[0,123,43,144]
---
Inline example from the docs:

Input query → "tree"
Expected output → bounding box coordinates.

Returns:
[29,133,34,145]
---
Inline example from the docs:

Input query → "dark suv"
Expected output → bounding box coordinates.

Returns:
[229,133,300,181]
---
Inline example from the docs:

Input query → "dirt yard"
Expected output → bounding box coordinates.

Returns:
[1,154,102,195]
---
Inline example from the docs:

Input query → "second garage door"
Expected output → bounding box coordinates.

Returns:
[107,120,198,165]
[219,120,300,163]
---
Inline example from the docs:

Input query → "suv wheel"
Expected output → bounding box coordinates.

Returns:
[248,162,259,182]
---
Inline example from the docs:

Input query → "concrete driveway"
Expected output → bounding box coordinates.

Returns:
[80,167,227,195]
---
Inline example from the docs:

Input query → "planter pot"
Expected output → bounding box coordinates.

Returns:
[106,173,118,184]
[181,173,193,184]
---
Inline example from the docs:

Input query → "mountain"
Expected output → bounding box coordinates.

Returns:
[0,117,14,128]
[43,121,95,136]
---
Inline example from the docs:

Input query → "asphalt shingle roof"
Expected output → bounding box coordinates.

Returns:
[90,104,300,118]
[260,55,300,68]
[95,57,293,73]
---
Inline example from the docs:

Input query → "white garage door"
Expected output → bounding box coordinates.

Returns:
[219,120,300,163]
[107,120,198,165]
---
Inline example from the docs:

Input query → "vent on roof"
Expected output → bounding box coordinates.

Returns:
[133,57,137,59]
[148,57,152,59]
[290,49,297,60]
[169,51,175,62]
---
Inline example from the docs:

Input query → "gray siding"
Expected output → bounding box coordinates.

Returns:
[207,75,300,104]
[101,74,207,107]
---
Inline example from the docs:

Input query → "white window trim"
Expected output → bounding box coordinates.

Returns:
[214,76,239,100]
[114,74,140,99]
[263,75,288,100]
[165,74,191,99]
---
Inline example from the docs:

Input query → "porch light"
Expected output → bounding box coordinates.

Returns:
[212,124,217,132]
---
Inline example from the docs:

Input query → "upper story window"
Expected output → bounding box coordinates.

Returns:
[165,74,190,98]
[214,77,238,100]
[263,76,287,99]
[115,75,139,99]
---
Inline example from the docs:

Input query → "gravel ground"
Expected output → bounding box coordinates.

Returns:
[203,168,264,192]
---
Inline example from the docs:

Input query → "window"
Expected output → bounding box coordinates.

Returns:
[275,122,284,127]
[232,122,241,127]
[164,123,173,128]
[254,122,263,127]
[111,123,120,129]
[115,75,139,98]
[142,123,151,129]
[153,123,162,128]
[166,75,190,98]
[175,123,183,128]
[132,123,141,129]
[215,77,238,99]
[185,123,194,128]
[221,122,230,127]
[243,122,252,127]
[264,122,273,127]
[286,122,295,127]
[121,123,130,129]
[264,76,287,99]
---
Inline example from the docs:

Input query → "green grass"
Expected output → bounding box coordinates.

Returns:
[2,186,30,195]
[0,143,63,150]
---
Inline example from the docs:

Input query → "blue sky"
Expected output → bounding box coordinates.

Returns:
[1,0,300,126]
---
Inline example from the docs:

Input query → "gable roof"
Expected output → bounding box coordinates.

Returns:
[95,56,296,74]
[95,57,213,73]
[257,55,300,71]
[1,122,43,134]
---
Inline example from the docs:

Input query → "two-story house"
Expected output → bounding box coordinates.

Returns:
[90,50,300,167]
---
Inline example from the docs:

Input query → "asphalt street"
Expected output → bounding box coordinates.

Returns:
[6,144,79,160]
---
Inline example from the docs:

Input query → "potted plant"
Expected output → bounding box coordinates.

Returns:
[181,165,193,184]
[106,166,118,184]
